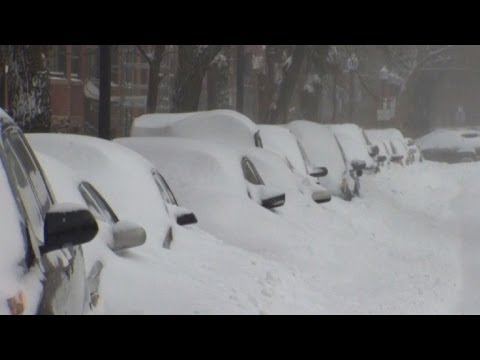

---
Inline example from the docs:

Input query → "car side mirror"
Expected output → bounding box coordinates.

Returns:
[308,166,328,178]
[377,155,387,163]
[247,184,286,209]
[110,220,146,251]
[177,212,198,226]
[40,203,98,255]
[351,160,366,171]
[168,205,198,226]
[369,145,379,157]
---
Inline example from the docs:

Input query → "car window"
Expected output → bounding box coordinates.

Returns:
[254,131,263,148]
[462,133,480,138]
[152,170,178,206]
[78,181,119,224]
[389,140,398,155]
[297,140,312,174]
[363,130,372,145]
[241,157,264,185]
[3,135,47,245]
[333,135,349,168]
[4,129,53,218]
[383,142,391,156]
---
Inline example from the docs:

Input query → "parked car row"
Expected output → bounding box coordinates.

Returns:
[0,107,422,314]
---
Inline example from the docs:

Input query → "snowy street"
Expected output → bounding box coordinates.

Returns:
[93,161,479,315]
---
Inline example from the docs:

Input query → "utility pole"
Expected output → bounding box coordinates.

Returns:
[99,45,111,140]
[236,45,245,113]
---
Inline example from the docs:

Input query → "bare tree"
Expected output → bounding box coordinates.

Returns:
[299,45,330,122]
[254,45,307,124]
[267,45,307,124]
[171,45,223,112]
[136,45,166,113]
[4,45,51,132]
[207,47,231,110]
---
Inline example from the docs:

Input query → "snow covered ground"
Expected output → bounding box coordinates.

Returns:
[94,160,480,314]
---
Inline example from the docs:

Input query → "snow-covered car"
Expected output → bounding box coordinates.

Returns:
[363,130,394,167]
[130,109,263,149]
[0,110,99,315]
[416,128,480,163]
[364,128,410,166]
[26,133,199,252]
[259,125,331,203]
[329,123,379,174]
[130,112,198,137]
[287,120,360,201]
[36,152,146,253]
[113,137,327,259]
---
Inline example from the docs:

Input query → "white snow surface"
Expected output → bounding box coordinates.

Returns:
[11,134,480,314]
[103,157,477,314]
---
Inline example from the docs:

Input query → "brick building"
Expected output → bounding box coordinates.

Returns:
[48,45,157,137]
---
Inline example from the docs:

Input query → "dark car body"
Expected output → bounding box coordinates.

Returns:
[0,113,96,314]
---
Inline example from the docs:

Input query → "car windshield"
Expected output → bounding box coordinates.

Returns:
[79,181,119,224]
[152,169,178,206]
[241,157,264,185]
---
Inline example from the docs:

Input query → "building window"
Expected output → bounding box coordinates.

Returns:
[71,45,81,79]
[49,45,66,77]
[111,47,119,84]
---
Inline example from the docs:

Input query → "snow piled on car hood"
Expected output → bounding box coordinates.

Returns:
[260,125,309,176]
[287,120,347,197]
[26,133,172,250]
[329,123,376,169]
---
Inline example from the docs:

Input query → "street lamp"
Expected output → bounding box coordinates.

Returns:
[346,54,359,121]
[4,64,8,111]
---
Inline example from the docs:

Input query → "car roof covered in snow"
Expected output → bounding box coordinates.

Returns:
[416,128,480,151]
[132,109,260,148]
[259,125,309,176]
[328,123,375,169]
[114,136,251,198]
[26,133,172,247]
[34,152,86,206]
[130,112,198,137]
[365,128,409,157]
[287,120,347,195]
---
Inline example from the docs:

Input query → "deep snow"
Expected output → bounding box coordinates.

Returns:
[96,158,477,314]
